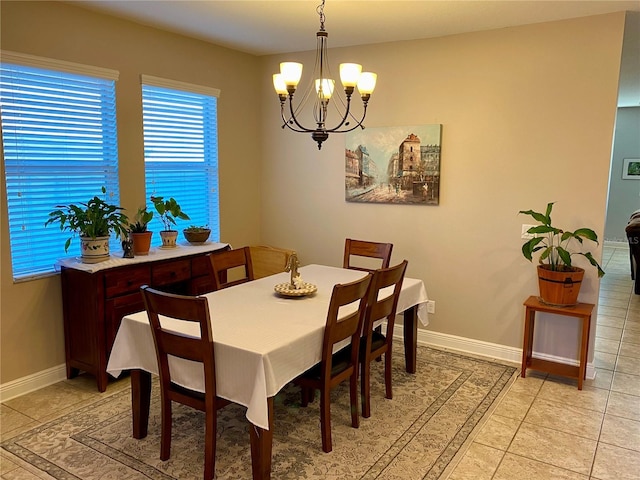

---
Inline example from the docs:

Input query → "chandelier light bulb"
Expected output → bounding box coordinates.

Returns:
[272,74,288,95]
[357,72,377,96]
[280,62,303,88]
[339,63,362,88]
[315,78,335,99]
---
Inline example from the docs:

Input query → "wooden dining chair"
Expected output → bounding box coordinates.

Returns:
[360,260,408,418]
[140,285,229,480]
[295,273,372,453]
[343,238,393,272]
[207,246,254,290]
[249,245,296,279]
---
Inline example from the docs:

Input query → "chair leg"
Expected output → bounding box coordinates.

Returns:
[361,359,371,418]
[319,388,332,453]
[203,408,216,480]
[384,349,393,400]
[350,371,359,428]
[374,326,383,362]
[160,397,172,461]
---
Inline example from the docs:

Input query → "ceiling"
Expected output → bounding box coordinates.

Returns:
[71,0,640,106]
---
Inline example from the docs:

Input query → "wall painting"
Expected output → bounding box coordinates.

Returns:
[345,124,442,205]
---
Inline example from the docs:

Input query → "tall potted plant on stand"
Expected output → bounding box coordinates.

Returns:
[520,202,605,306]
[129,206,154,255]
[151,196,190,248]
[45,187,129,263]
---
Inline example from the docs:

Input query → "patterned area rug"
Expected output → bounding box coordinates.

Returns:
[2,346,516,479]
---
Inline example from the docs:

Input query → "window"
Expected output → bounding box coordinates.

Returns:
[1,52,120,280]
[141,75,220,245]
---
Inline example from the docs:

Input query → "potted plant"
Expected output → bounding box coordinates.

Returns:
[129,206,154,255]
[45,187,129,263]
[151,195,190,248]
[183,225,211,244]
[520,202,605,306]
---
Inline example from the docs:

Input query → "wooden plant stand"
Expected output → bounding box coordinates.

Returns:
[521,295,595,390]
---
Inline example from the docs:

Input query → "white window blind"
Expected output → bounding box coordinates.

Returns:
[1,57,120,280]
[142,78,220,244]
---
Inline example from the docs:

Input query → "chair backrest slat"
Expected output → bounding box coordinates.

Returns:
[208,246,254,290]
[343,238,393,272]
[364,261,408,337]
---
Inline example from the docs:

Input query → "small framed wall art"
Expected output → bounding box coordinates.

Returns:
[622,158,640,180]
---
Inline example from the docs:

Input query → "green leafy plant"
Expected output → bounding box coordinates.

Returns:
[519,202,605,277]
[183,225,210,233]
[45,187,129,252]
[150,196,190,231]
[129,206,154,233]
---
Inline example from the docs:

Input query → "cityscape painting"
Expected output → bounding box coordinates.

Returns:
[345,124,442,205]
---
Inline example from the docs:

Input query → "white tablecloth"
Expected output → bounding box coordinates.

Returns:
[106,264,429,430]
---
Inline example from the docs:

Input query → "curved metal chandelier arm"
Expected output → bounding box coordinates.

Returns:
[328,102,369,134]
[285,94,317,132]
[324,94,355,133]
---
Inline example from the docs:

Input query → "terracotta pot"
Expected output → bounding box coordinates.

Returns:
[159,230,178,248]
[537,265,585,306]
[131,231,153,255]
[80,236,110,263]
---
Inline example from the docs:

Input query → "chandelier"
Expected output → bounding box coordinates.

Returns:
[272,0,377,150]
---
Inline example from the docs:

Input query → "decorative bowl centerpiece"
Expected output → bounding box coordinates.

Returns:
[183,225,211,244]
[273,252,317,297]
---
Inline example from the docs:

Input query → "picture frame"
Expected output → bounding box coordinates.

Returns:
[345,124,442,205]
[622,158,640,180]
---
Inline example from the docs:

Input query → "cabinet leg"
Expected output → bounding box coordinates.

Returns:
[96,371,108,393]
[66,365,80,379]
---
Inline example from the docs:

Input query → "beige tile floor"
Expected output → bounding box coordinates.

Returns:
[1,244,639,479]
[448,243,640,480]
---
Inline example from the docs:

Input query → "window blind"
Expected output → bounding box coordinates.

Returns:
[1,61,120,280]
[142,82,220,245]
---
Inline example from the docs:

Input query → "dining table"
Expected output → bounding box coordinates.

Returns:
[106,264,429,479]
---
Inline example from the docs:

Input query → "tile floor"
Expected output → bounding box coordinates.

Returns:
[448,243,640,480]
[1,243,639,479]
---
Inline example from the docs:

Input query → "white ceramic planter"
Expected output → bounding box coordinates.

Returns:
[80,236,110,263]
[159,230,179,248]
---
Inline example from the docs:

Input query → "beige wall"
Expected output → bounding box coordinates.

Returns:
[1,1,262,384]
[0,2,626,387]
[259,14,625,357]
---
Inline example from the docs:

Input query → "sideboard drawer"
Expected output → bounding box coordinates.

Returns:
[152,259,191,286]
[104,265,151,298]
[191,255,212,277]
[105,292,146,357]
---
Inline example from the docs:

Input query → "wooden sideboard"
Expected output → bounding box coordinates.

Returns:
[59,243,229,392]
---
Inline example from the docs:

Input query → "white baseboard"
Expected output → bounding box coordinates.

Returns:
[0,364,67,402]
[394,324,596,380]
[0,327,597,403]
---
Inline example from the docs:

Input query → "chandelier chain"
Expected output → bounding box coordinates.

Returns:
[317,0,326,31]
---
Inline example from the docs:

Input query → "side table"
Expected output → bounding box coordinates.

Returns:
[521,295,595,390]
